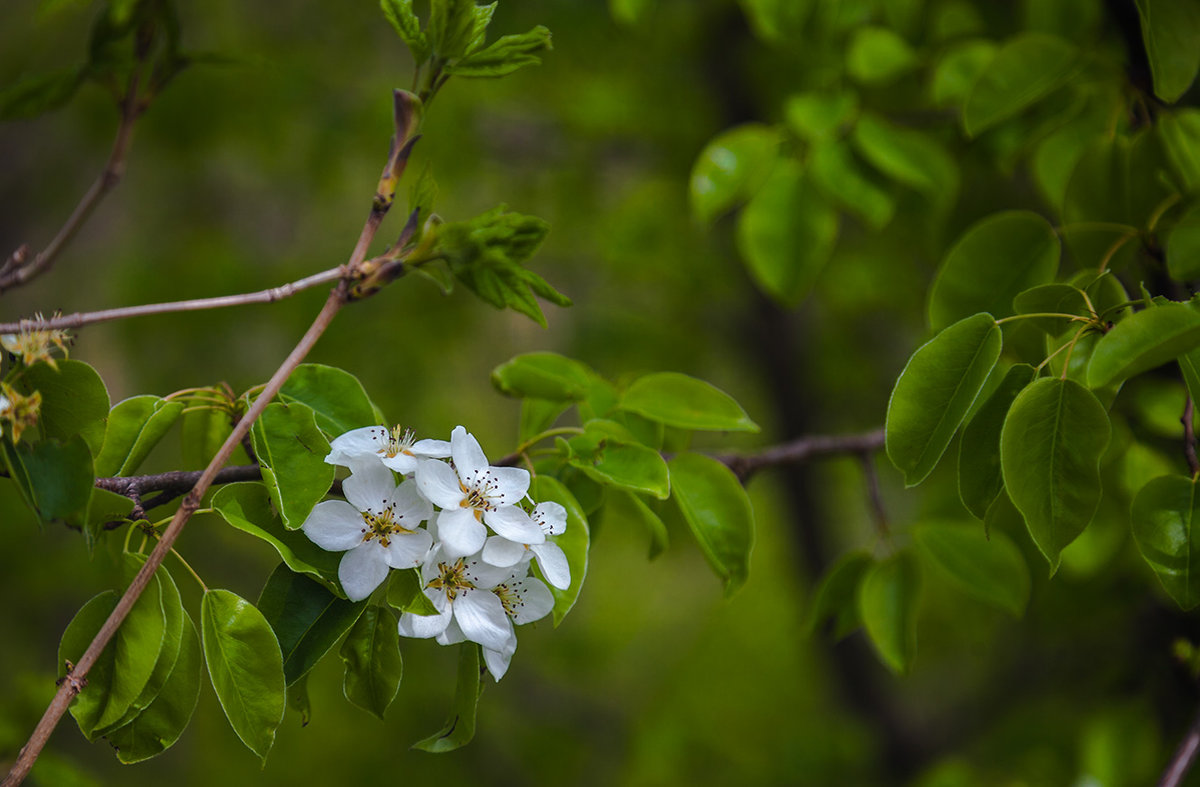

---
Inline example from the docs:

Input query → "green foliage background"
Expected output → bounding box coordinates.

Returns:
[1,0,1197,784]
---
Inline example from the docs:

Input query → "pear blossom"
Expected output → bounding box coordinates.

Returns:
[397,546,514,652]
[301,462,433,601]
[416,425,544,558]
[326,424,450,474]
[482,501,571,590]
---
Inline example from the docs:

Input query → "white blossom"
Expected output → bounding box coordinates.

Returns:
[397,546,514,652]
[481,501,571,590]
[326,424,450,475]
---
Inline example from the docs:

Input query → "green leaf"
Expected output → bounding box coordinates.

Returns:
[279,364,377,437]
[413,643,484,752]
[445,25,551,77]
[858,551,921,675]
[1159,109,1200,193]
[846,26,917,85]
[735,160,838,306]
[427,0,475,59]
[570,438,670,499]
[1012,283,1091,335]
[668,452,754,597]
[886,313,1002,486]
[519,398,569,443]
[257,563,367,686]
[59,591,118,738]
[530,476,590,625]
[805,551,872,639]
[286,674,311,726]
[180,403,233,471]
[1063,132,1175,250]
[1001,377,1110,572]
[914,522,1031,616]
[251,402,334,530]
[200,589,286,762]
[1132,475,1200,609]
[212,482,342,586]
[20,359,109,455]
[928,211,1060,330]
[852,113,958,208]
[808,140,896,230]
[618,371,758,432]
[1136,0,1200,103]
[491,352,597,401]
[737,0,813,41]
[386,567,439,615]
[1168,203,1200,280]
[1087,303,1200,389]
[380,0,429,63]
[20,435,94,522]
[931,40,997,107]
[958,364,1038,519]
[783,91,858,143]
[609,489,669,559]
[0,68,84,120]
[76,487,136,547]
[962,33,1080,137]
[340,605,403,720]
[689,123,780,223]
[94,396,184,477]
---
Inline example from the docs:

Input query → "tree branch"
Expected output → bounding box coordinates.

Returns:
[713,428,886,483]
[1160,703,1200,787]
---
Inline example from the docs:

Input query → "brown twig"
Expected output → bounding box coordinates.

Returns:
[1184,398,1199,479]
[714,428,886,483]
[95,464,263,523]
[858,451,889,536]
[1160,703,1200,787]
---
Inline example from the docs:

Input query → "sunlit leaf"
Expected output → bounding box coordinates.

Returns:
[846,26,917,85]
[491,352,597,401]
[279,364,377,437]
[689,123,779,224]
[20,359,109,456]
[94,396,184,477]
[618,372,758,432]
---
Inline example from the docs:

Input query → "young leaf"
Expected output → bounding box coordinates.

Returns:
[962,32,1080,136]
[380,0,429,63]
[257,564,367,686]
[914,522,1031,617]
[689,123,779,223]
[1131,475,1200,609]
[668,452,755,597]
[94,395,185,477]
[618,372,758,432]
[491,352,597,401]
[445,26,552,77]
[1001,377,1110,572]
[340,604,403,720]
[200,589,286,762]
[530,475,590,625]
[279,364,378,437]
[1136,0,1200,103]
[413,643,484,752]
[251,401,334,530]
[858,551,921,675]
[958,364,1038,519]
[20,359,110,455]
[886,313,1002,486]
[1087,303,1200,389]
[805,550,872,639]
[427,0,476,59]
[928,211,1060,330]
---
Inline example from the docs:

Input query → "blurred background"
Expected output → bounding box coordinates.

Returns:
[1,0,1197,784]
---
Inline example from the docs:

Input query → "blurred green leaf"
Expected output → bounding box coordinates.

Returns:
[1168,203,1200,280]
[492,352,596,401]
[1159,109,1200,192]
[1136,0,1200,103]
[858,551,921,675]
[668,452,754,596]
[0,67,84,120]
[806,550,872,639]
[251,402,334,530]
[852,113,958,209]
[1132,475,1200,609]
[931,40,996,108]
[340,604,403,720]
[689,123,779,223]
[846,26,917,85]
[808,140,895,230]
[414,643,483,752]
[783,91,857,142]
[914,522,1030,616]
[609,489,668,559]
[963,33,1079,137]
[531,475,589,625]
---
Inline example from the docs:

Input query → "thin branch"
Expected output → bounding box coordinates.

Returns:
[859,452,889,536]
[95,465,263,525]
[1160,704,1200,787]
[715,428,886,483]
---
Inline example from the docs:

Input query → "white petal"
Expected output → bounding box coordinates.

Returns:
[436,508,487,558]
[416,459,466,509]
[383,529,433,569]
[302,500,365,552]
[450,426,490,477]
[411,438,452,458]
[453,589,513,651]
[533,501,568,535]
[486,505,545,544]
[343,462,397,513]
[392,479,433,525]
[482,635,517,681]
[381,452,419,475]
[463,555,518,589]
[507,576,555,624]
[437,617,466,646]
[482,536,528,568]
[326,426,387,467]
[398,597,452,639]
[339,543,390,601]
[485,467,531,506]
[531,542,571,590]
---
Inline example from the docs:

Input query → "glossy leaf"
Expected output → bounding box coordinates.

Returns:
[914,523,1031,617]
[531,475,589,625]
[858,551,921,675]
[886,313,1002,486]
[20,359,109,455]
[928,211,1060,330]
[963,33,1079,136]
[571,441,670,499]
[340,605,403,720]
[94,396,184,477]
[251,402,334,530]
[279,364,377,437]
[180,404,234,471]
[1087,303,1200,389]
[805,550,872,639]
[257,563,367,686]
[414,643,483,752]
[1136,0,1200,103]
[958,364,1037,519]
[491,352,597,401]
[386,567,439,616]
[735,159,838,305]
[201,588,286,762]
[1131,475,1200,609]
[1012,283,1091,335]
[1001,377,1110,572]
[618,372,758,432]
[668,452,755,596]
[58,591,119,739]
[20,436,93,522]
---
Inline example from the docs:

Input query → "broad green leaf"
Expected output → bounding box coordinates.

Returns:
[928,211,1060,330]
[252,402,334,530]
[846,26,917,85]
[1168,203,1200,280]
[76,487,136,548]
[571,441,670,499]
[886,313,1002,486]
[414,643,484,752]
[279,364,377,437]
[212,482,342,585]
[386,567,438,616]
[445,25,551,77]
[805,550,872,639]
[380,0,429,63]
[0,68,84,120]
[958,364,1038,519]
[1012,283,1091,335]
[689,124,780,224]
[1136,0,1200,103]
[20,359,109,455]
[735,159,838,305]
[491,352,597,401]
[1001,378,1110,571]
[914,522,1030,616]
[201,588,285,762]
[783,91,858,143]
[1159,109,1200,193]
[858,551,921,675]
[94,396,184,477]
[340,605,403,720]
[58,591,118,738]
[531,476,589,625]
[852,113,959,208]
[1132,475,1200,609]
[257,563,367,686]
[180,403,234,471]
[20,436,93,522]
[1087,303,1200,389]
[1032,96,1114,211]
[963,33,1079,136]
[618,372,758,432]
[668,452,754,596]
[808,140,895,230]
[609,490,669,559]
[106,612,202,763]
[427,0,475,59]
[931,40,997,108]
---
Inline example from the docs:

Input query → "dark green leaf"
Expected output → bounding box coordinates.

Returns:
[886,313,1002,486]
[958,364,1038,519]
[805,551,872,639]
[1168,203,1200,280]
[340,605,403,720]
[252,402,334,530]
[279,364,377,437]
[531,476,590,625]
[1132,475,1200,609]
[491,352,597,401]
[1012,283,1091,335]
[852,113,958,209]
[668,452,754,596]
[846,26,917,85]
[618,371,758,432]
[94,396,184,477]
[963,33,1079,136]
[931,40,997,107]
[20,435,93,522]
[0,68,84,120]
[858,551,921,675]
[689,123,779,223]
[1088,303,1200,389]
[445,25,551,77]
[914,522,1030,616]
[1159,109,1200,192]
[20,359,110,455]
[1136,0,1200,103]
[413,643,483,752]
[386,567,439,615]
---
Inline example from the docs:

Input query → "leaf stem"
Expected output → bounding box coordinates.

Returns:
[993,312,1090,325]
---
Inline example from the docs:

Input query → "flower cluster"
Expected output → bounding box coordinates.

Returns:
[300,424,569,680]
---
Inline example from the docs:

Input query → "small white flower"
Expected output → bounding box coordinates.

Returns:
[397,547,514,652]
[416,426,544,558]
[326,424,450,475]
[481,501,571,590]
[301,462,433,601]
